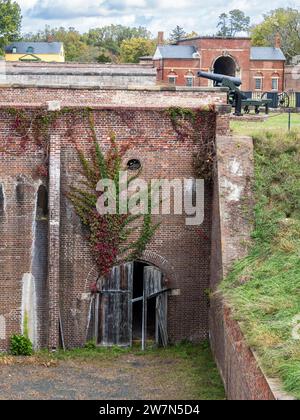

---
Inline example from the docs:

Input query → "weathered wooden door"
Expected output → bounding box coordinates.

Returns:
[97,262,133,346]
[143,266,168,348]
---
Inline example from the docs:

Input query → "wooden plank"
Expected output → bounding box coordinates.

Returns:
[97,263,133,347]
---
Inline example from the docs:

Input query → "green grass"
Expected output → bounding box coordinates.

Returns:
[231,113,300,136]
[221,121,300,399]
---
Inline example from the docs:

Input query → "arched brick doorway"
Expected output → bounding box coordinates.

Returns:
[213,56,236,77]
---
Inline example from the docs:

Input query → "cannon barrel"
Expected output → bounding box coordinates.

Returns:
[197,71,242,87]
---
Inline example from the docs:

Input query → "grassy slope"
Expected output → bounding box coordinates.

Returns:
[221,115,300,398]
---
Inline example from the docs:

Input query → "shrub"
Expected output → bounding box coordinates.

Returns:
[10,334,33,356]
[84,340,97,350]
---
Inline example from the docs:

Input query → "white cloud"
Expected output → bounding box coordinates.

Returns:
[17,0,300,36]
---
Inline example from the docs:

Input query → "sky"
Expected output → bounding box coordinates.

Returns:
[18,0,300,36]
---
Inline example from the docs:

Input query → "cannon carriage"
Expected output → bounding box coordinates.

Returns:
[197,71,289,116]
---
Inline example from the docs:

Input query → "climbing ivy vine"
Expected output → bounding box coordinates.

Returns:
[166,106,217,182]
[68,111,160,277]
[1,104,216,277]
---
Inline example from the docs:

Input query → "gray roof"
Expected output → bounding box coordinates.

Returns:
[5,42,63,55]
[250,47,285,61]
[153,45,198,60]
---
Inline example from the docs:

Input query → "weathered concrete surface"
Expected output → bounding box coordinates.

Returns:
[1,62,157,87]
[210,135,254,288]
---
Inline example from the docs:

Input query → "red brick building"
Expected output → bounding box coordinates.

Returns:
[153,33,286,92]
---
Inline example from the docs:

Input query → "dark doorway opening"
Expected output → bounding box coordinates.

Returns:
[214,56,236,77]
[132,261,156,342]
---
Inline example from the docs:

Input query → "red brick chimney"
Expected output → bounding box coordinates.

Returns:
[275,33,281,49]
[157,31,164,46]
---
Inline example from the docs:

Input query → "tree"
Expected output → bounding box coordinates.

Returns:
[0,0,22,54]
[217,9,250,37]
[83,25,152,61]
[185,31,199,39]
[23,26,99,62]
[22,24,153,63]
[120,37,156,63]
[251,8,300,63]
[169,26,186,43]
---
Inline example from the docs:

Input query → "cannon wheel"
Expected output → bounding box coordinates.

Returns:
[244,105,250,114]
[255,106,260,115]
[278,92,290,109]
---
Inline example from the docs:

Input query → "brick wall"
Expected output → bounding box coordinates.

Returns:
[0,85,229,350]
[250,60,285,92]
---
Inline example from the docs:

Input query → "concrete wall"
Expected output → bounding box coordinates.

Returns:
[0,62,157,87]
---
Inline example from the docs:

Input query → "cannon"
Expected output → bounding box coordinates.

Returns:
[197,71,272,116]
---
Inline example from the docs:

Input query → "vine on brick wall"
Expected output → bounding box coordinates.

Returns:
[3,107,89,177]
[68,111,160,278]
[166,106,216,182]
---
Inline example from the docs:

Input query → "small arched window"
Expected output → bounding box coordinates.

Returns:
[26,46,34,54]
[271,73,279,91]
[168,71,177,86]
[254,72,263,91]
[185,71,194,87]
[12,47,17,53]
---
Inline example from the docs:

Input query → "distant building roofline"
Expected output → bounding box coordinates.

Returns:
[177,35,251,43]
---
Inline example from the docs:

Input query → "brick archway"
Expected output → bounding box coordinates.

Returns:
[140,250,178,290]
[83,252,178,293]
[211,54,240,77]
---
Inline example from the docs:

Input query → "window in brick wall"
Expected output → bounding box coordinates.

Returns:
[168,75,177,85]
[127,159,141,171]
[254,77,263,91]
[271,77,279,91]
[186,77,194,87]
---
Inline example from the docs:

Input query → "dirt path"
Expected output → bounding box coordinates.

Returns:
[0,345,225,400]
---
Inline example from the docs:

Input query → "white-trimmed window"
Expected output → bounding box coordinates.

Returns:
[168,75,177,85]
[186,77,194,87]
[254,77,263,91]
[12,47,17,53]
[271,77,279,91]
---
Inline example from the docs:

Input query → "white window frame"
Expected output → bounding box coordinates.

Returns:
[254,77,263,91]
[185,76,194,87]
[271,77,279,91]
[168,76,177,85]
